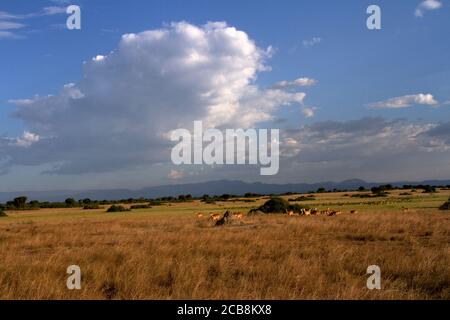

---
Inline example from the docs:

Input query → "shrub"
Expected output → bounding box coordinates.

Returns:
[83,204,100,210]
[439,198,450,210]
[0,209,7,217]
[130,204,152,209]
[148,200,163,206]
[107,205,130,213]
[65,198,77,207]
[351,193,375,198]
[289,196,316,201]
[422,185,436,193]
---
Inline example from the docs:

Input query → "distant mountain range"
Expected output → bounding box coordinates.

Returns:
[1,179,449,202]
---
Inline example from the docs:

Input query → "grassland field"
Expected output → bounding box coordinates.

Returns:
[0,189,449,299]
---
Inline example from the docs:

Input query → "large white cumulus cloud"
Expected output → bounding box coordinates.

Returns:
[3,21,306,174]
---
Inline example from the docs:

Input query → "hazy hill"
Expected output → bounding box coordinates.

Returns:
[1,179,449,202]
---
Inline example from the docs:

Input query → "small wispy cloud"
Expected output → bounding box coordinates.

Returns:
[0,6,67,39]
[49,0,71,4]
[272,77,317,89]
[168,169,184,180]
[415,0,443,17]
[302,37,322,48]
[0,31,20,39]
[7,98,35,106]
[10,131,40,148]
[368,93,439,109]
[0,21,26,30]
[42,6,67,15]
[301,107,317,118]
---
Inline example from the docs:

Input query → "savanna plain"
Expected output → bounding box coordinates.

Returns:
[0,189,449,300]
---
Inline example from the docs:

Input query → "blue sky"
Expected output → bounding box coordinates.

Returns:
[0,0,449,191]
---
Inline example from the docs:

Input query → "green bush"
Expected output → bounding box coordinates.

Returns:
[83,203,100,210]
[0,209,7,217]
[258,197,290,213]
[439,198,450,210]
[130,204,152,209]
[288,196,316,201]
[107,205,131,213]
[255,197,311,214]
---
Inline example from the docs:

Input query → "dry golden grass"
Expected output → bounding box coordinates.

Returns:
[0,190,449,300]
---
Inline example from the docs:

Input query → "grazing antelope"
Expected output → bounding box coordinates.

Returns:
[196,212,204,219]
[286,210,296,216]
[304,209,311,216]
[326,210,341,216]
[215,211,230,226]
[350,210,358,214]
[210,213,221,221]
[311,208,319,215]
[232,212,243,220]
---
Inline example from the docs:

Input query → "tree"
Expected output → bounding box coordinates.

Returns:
[65,198,77,207]
[13,196,27,209]
[317,188,326,193]
[358,186,366,192]
[201,194,210,200]
[422,185,436,193]
[81,198,91,205]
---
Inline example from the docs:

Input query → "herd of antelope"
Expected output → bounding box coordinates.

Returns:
[196,210,244,225]
[196,207,358,225]
[286,208,358,216]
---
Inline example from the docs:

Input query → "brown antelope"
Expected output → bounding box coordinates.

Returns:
[304,209,311,216]
[286,210,296,216]
[311,208,319,215]
[327,210,341,216]
[350,210,358,214]
[232,212,243,220]
[210,213,221,221]
[196,212,204,218]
